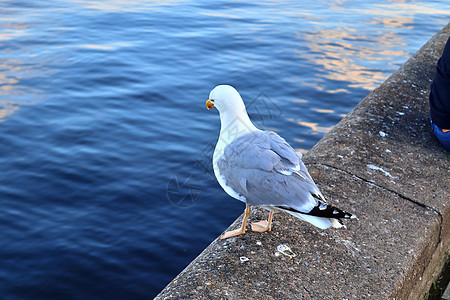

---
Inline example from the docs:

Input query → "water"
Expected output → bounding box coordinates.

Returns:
[0,0,448,298]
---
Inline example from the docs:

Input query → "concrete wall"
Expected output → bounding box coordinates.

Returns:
[156,23,450,300]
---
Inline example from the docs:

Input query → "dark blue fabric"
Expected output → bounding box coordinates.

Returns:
[429,36,450,129]
[431,122,450,150]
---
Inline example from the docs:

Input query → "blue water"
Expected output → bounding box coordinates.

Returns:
[0,0,448,298]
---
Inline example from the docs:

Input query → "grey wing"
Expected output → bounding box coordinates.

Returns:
[295,152,321,194]
[217,131,323,213]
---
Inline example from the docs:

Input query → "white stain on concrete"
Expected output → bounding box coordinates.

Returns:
[240,256,249,263]
[367,164,397,179]
[276,244,296,258]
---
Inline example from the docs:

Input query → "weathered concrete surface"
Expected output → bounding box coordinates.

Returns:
[305,22,450,299]
[156,23,450,300]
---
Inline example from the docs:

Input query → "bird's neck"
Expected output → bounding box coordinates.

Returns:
[213,109,258,165]
[219,109,258,142]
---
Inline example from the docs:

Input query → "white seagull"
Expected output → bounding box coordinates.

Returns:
[206,85,355,240]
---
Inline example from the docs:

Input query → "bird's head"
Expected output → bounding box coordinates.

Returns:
[205,85,246,114]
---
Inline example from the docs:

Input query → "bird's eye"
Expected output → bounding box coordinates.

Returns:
[210,99,214,102]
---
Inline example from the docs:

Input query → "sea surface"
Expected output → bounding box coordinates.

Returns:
[0,0,448,299]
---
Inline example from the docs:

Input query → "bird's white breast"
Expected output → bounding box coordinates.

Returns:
[213,139,247,202]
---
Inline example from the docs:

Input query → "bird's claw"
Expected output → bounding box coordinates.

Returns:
[220,228,246,239]
[251,220,271,232]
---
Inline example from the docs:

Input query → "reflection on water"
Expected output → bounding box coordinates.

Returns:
[363,3,450,18]
[0,67,19,93]
[69,0,185,12]
[78,43,133,50]
[287,117,335,135]
[0,101,19,122]
[0,58,45,113]
[0,14,47,119]
[0,19,29,103]
[311,108,335,114]
[370,16,414,29]
[295,148,309,155]
[293,99,309,103]
[297,120,335,135]
[301,2,450,93]
[302,27,408,91]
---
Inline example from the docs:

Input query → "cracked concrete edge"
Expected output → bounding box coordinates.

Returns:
[307,158,448,299]
[310,162,441,215]
[309,162,446,300]
[311,161,445,245]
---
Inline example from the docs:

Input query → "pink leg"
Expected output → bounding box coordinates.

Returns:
[251,211,274,232]
[220,204,251,239]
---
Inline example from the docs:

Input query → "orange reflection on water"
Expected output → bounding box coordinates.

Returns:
[295,148,309,155]
[370,16,414,29]
[79,44,115,50]
[327,88,350,94]
[0,57,45,121]
[200,12,242,19]
[78,42,132,50]
[359,3,450,18]
[0,21,31,41]
[0,72,20,93]
[0,16,37,121]
[301,14,418,91]
[303,27,403,91]
[0,101,19,122]
[301,1,450,93]
[311,108,335,114]
[70,0,185,12]
[0,62,24,113]
[297,120,334,135]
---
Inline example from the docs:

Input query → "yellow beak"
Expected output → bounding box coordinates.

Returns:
[206,99,214,110]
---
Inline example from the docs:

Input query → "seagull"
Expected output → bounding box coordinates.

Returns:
[206,85,355,240]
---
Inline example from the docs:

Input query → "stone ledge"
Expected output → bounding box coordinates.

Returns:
[156,23,450,299]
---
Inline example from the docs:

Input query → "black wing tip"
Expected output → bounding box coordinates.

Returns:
[277,202,355,220]
[309,204,352,219]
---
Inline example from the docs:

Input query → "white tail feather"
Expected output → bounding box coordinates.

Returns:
[330,218,344,229]
[286,211,332,229]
